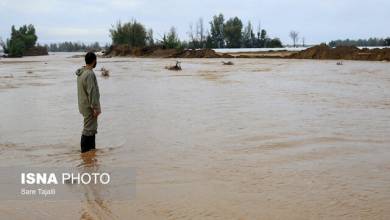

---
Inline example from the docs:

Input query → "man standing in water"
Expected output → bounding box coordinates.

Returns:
[75,52,101,153]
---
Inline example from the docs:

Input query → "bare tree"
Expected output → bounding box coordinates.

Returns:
[289,31,299,47]
[188,22,195,42]
[257,21,261,39]
[146,29,154,46]
[196,18,205,47]
[0,37,4,51]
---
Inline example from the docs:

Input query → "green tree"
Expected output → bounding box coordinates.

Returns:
[242,21,256,48]
[162,27,182,49]
[110,20,147,47]
[2,24,38,57]
[260,29,267,47]
[385,38,390,46]
[20,25,37,49]
[268,38,283,48]
[329,38,389,47]
[8,38,25,57]
[45,41,102,52]
[205,35,213,48]
[224,17,243,48]
[210,13,225,48]
[146,29,154,46]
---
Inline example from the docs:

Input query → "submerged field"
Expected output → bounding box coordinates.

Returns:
[0,53,390,219]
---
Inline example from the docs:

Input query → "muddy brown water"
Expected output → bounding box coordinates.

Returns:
[0,53,390,219]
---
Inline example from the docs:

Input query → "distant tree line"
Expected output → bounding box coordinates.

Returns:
[109,14,283,49]
[329,38,390,47]
[186,15,282,49]
[45,41,103,52]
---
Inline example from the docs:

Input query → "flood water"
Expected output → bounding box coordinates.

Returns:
[1,53,390,219]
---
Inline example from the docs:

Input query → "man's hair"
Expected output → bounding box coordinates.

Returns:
[85,52,97,65]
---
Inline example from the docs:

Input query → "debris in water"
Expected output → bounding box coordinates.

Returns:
[2,74,14,78]
[165,61,182,71]
[222,61,234,65]
[336,61,343,65]
[27,70,33,74]
[100,67,110,77]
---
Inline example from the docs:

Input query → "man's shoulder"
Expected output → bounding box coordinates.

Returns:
[84,68,95,75]
[83,69,96,79]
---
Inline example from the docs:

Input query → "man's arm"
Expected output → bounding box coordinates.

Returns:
[86,72,101,117]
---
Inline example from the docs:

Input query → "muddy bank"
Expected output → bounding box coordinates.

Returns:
[289,44,390,61]
[104,45,177,57]
[104,44,232,58]
[23,46,48,56]
[170,48,233,58]
[104,44,390,61]
[2,46,48,58]
[228,50,295,58]
[104,44,292,59]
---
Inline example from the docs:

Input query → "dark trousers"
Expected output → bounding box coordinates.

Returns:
[81,135,96,153]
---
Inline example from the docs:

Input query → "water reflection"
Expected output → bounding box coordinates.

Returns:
[79,150,98,168]
[78,151,116,220]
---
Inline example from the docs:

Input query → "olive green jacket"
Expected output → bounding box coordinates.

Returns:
[76,67,101,116]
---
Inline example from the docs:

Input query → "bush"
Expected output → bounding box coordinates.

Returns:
[110,20,147,47]
[161,27,182,49]
[385,38,390,47]
[268,38,283,48]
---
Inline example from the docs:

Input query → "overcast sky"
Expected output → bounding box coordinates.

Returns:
[1,0,389,45]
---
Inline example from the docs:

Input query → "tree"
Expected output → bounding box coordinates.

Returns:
[242,21,256,48]
[224,17,243,48]
[386,38,390,46]
[3,24,38,57]
[268,38,283,48]
[188,18,207,49]
[187,22,196,48]
[205,34,213,48]
[146,29,154,46]
[110,20,147,47]
[210,13,225,48]
[0,38,4,52]
[162,27,182,49]
[45,42,102,52]
[289,31,299,47]
[260,29,267,47]
[196,18,205,47]
[329,38,389,47]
